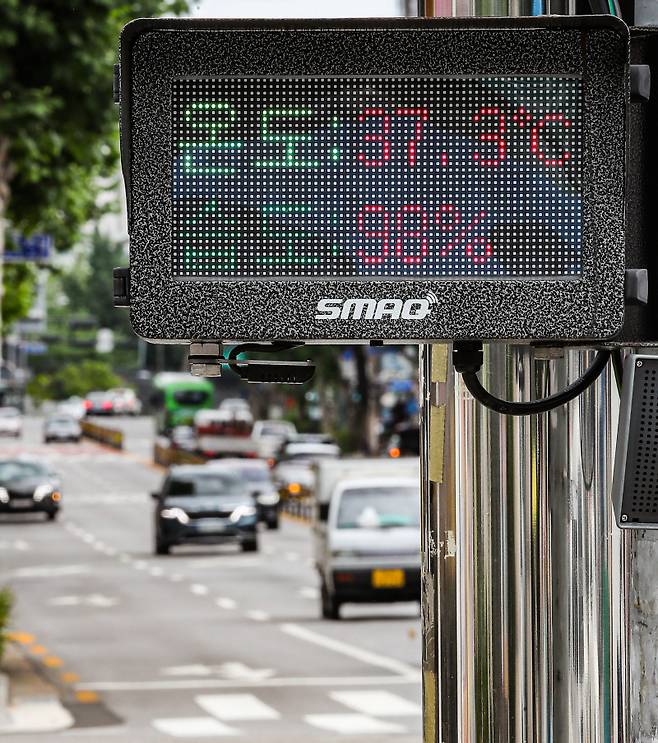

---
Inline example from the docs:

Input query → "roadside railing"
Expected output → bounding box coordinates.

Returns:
[281,496,313,523]
[81,420,123,450]
[153,442,206,468]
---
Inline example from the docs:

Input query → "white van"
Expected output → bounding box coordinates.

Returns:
[312,458,420,619]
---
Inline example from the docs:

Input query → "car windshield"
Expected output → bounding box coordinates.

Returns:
[259,424,291,437]
[238,468,270,483]
[166,473,244,497]
[336,486,420,529]
[0,408,19,418]
[173,390,208,406]
[48,418,76,426]
[0,461,49,481]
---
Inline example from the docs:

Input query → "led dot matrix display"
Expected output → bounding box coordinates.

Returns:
[172,75,582,280]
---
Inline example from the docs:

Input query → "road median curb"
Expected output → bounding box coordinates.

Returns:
[81,420,124,450]
[0,642,73,734]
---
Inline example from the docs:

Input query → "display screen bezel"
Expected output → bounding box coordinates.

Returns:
[120,16,628,342]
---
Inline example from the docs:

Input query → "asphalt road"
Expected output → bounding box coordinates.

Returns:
[0,417,422,743]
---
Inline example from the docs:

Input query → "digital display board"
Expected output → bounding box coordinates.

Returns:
[120,17,628,343]
[172,76,582,279]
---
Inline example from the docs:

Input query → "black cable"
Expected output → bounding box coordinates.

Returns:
[454,342,612,416]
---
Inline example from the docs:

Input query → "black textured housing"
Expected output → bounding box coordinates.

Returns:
[119,16,628,344]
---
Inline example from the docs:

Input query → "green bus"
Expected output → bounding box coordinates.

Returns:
[152,373,214,432]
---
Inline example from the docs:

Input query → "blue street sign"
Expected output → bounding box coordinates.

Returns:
[21,341,48,356]
[5,233,53,263]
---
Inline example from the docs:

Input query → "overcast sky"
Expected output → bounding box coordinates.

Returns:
[187,0,409,18]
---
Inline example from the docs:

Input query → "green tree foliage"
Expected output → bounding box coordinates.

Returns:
[27,359,123,401]
[0,587,13,661]
[0,0,189,244]
[0,0,190,323]
[62,229,131,332]
[2,263,36,327]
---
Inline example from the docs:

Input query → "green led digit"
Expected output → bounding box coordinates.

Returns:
[256,108,319,168]
[179,101,243,175]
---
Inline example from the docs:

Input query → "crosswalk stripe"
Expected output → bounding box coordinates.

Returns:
[196,693,280,721]
[305,713,405,734]
[330,689,421,717]
[152,717,238,737]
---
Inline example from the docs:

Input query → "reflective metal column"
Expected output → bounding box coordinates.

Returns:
[418,3,629,742]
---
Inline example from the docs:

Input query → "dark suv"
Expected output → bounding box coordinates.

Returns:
[0,459,62,520]
[153,465,258,555]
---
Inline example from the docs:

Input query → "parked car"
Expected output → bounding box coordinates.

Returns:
[84,391,115,416]
[0,459,62,520]
[56,397,86,421]
[251,419,297,461]
[207,459,280,529]
[0,408,22,438]
[273,442,341,500]
[44,415,81,443]
[152,465,258,555]
[312,457,420,619]
[110,388,142,416]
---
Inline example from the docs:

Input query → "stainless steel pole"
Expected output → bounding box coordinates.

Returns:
[418,2,629,742]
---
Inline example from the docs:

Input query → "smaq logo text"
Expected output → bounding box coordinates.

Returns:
[315,298,432,321]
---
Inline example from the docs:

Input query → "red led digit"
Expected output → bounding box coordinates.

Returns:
[465,237,493,264]
[473,107,506,167]
[358,108,391,168]
[531,113,572,167]
[443,210,488,258]
[357,205,390,264]
[395,205,428,264]
[395,107,429,167]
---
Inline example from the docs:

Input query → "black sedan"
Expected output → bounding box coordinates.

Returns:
[0,460,62,521]
[153,465,258,555]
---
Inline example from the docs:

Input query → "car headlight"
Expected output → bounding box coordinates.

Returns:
[230,505,257,523]
[160,507,190,524]
[33,484,54,502]
[0,487,8,504]
[256,492,280,506]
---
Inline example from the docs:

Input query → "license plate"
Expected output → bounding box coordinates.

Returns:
[372,569,405,589]
[9,501,27,509]
[196,520,226,533]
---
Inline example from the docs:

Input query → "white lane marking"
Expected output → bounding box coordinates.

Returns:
[103,546,117,557]
[299,586,319,600]
[280,624,417,678]
[245,610,269,622]
[161,663,274,681]
[190,584,209,596]
[10,564,90,579]
[170,573,184,582]
[196,693,280,721]
[262,546,275,556]
[134,560,148,570]
[82,534,95,544]
[150,567,164,577]
[0,539,29,551]
[284,551,299,561]
[119,554,131,564]
[152,717,238,737]
[305,713,405,734]
[330,690,421,717]
[215,597,237,610]
[93,542,106,552]
[49,594,118,608]
[78,675,417,692]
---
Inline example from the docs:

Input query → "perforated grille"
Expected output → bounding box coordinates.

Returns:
[623,359,658,523]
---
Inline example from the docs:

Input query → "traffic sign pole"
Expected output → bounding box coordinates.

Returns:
[418,2,629,741]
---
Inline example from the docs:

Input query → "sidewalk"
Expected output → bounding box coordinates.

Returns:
[0,642,73,734]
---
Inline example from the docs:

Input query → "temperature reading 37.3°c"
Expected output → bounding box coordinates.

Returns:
[172,76,582,280]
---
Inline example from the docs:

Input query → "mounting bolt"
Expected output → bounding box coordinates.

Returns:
[189,342,222,377]
[621,514,628,522]
[637,360,644,368]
